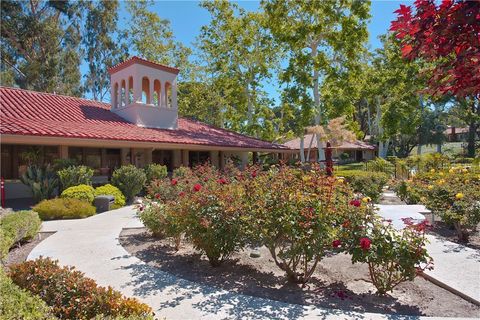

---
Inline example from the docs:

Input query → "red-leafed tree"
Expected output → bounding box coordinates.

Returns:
[391,0,480,157]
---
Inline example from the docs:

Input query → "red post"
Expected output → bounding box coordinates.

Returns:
[1,177,5,208]
[325,142,333,176]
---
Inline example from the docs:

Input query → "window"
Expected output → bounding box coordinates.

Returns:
[153,80,161,107]
[189,151,209,167]
[113,82,119,108]
[142,77,150,104]
[165,82,172,108]
[121,80,126,107]
[128,77,134,104]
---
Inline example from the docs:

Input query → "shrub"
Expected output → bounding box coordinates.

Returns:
[111,165,147,202]
[0,211,42,261]
[366,157,395,175]
[411,168,480,241]
[95,184,126,209]
[0,267,54,319]
[53,158,78,171]
[181,179,247,266]
[9,257,153,320]
[392,179,422,204]
[20,165,59,202]
[172,166,191,178]
[33,198,96,220]
[342,216,433,294]
[336,170,389,202]
[246,165,361,283]
[57,165,94,190]
[61,184,95,203]
[144,164,168,183]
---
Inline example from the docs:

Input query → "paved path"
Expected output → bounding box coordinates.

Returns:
[29,206,472,320]
[376,204,480,306]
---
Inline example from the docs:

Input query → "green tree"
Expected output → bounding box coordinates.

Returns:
[263,0,370,161]
[197,0,279,139]
[1,0,83,96]
[83,0,128,101]
[124,0,192,80]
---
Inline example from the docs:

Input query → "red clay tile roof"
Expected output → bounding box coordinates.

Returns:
[108,56,180,75]
[0,86,286,151]
[283,133,375,150]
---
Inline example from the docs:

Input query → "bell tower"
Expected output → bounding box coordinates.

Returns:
[108,56,179,129]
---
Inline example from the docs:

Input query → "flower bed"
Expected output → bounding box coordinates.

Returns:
[394,166,480,241]
[138,164,431,293]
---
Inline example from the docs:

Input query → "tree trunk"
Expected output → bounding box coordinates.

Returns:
[310,42,325,164]
[300,136,306,163]
[466,98,479,157]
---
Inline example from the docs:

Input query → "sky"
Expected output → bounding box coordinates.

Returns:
[84,0,413,102]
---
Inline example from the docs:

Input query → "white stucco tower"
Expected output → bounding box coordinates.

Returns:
[108,56,179,129]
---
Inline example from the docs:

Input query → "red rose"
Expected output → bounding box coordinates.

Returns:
[217,178,227,184]
[332,240,341,248]
[193,184,202,192]
[179,191,186,197]
[204,177,209,182]
[155,193,161,199]
[171,179,178,186]
[349,199,361,207]
[251,171,257,178]
[360,237,371,250]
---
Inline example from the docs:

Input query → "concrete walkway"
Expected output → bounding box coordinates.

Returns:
[29,206,473,320]
[376,204,480,306]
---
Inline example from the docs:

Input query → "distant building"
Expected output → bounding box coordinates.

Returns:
[444,126,480,142]
[281,133,376,163]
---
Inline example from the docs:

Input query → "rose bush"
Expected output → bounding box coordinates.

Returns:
[244,165,365,283]
[340,210,433,294]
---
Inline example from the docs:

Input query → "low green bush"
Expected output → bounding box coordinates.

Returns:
[144,164,168,183]
[9,257,153,320]
[33,198,96,220]
[0,267,55,320]
[111,165,147,202]
[61,184,95,203]
[0,211,42,261]
[335,170,389,202]
[57,165,94,190]
[95,184,126,209]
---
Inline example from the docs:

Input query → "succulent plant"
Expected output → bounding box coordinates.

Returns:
[20,165,59,202]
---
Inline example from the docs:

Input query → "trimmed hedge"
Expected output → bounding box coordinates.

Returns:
[61,184,95,203]
[9,257,153,320]
[0,267,55,320]
[95,184,126,209]
[0,211,42,261]
[336,170,389,202]
[33,198,96,220]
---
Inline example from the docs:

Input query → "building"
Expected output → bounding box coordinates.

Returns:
[0,56,287,200]
[281,133,376,163]
[444,126,480,142]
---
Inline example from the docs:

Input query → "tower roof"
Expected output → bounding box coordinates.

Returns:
[108,56,180,75]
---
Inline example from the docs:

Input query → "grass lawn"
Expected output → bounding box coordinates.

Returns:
[410,142,465,156]
[335,162,366,172]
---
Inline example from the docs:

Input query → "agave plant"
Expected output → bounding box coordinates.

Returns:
[20,165,59,202]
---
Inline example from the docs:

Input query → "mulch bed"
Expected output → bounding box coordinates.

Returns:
[120,228,480,318]
[3,232,55,268]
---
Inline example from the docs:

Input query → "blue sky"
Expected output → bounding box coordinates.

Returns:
[84,1,412,102]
